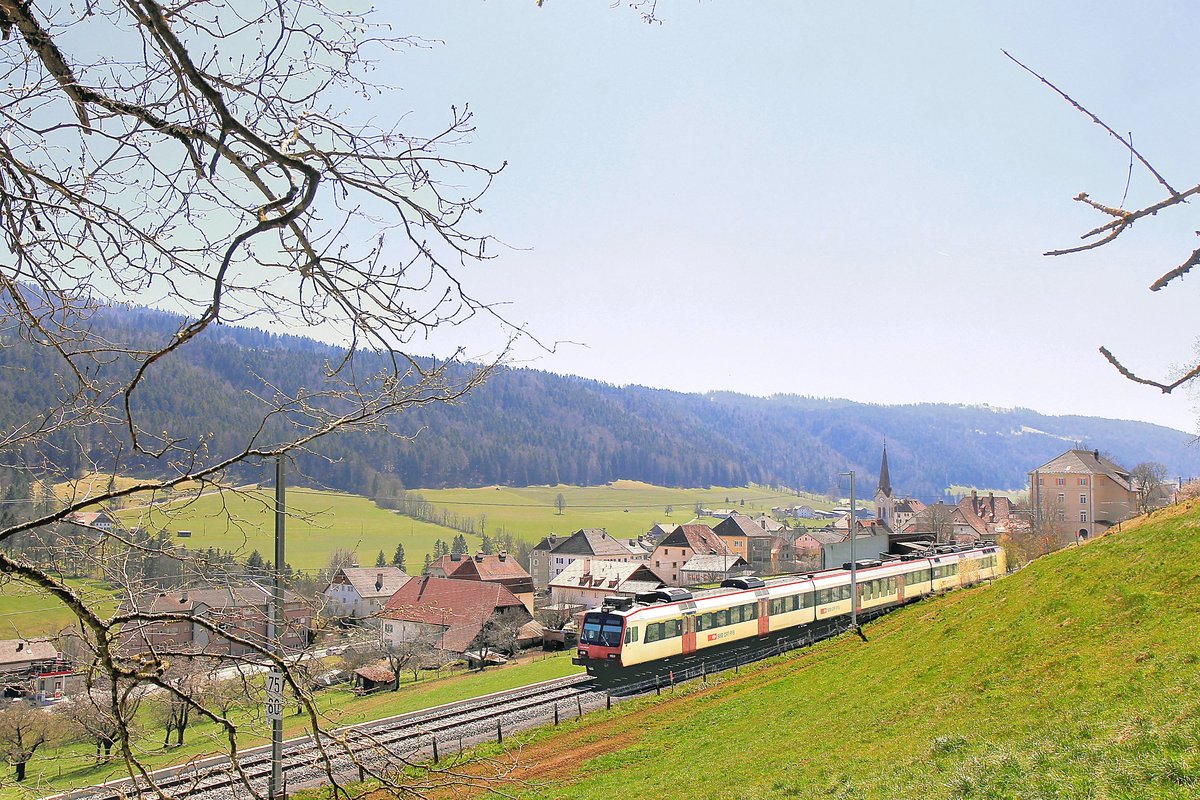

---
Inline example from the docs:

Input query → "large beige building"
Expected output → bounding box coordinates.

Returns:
[1030,449,1137,539]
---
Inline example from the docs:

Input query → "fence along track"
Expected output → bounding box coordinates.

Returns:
[42,674,599,800]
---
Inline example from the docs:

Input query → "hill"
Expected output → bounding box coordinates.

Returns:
[2,304,1197,500]
[469,502,1200,798]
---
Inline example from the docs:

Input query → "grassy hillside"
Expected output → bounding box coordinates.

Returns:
[455,501,1200,799]
[118,487,457,572]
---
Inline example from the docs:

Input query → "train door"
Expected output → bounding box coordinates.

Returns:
[682,613,697,655]
[757,598,770,637]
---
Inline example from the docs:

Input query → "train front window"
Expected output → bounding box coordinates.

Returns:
[580,613,624,647]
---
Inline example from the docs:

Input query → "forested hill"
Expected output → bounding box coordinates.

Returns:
[3,304,1198,500]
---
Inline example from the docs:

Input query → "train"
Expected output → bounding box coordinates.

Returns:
[574,545,1005,687]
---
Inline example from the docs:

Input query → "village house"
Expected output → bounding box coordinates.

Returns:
[650,523,733,585]
[1030,449,1137,539]
[752,515,785,533]
[678,553,751,586]
[0,639,80,702]
[957,490,1018,541]
[322,566,412,625]
[65,509,118,536]
[901,501,982,545]
[712,513,793,574]
[548,560,667,608]
[528,529,650,592]
[121,586,312,658]
[427,551,536,613]
[379,575,532,656]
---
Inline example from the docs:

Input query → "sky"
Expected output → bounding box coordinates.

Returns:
[361,2,1200,432]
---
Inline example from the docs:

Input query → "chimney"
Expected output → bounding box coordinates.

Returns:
[475,551,484,562]
[549,534,557,543]
[375,573,384,591]
[180,591,188,604]
[15,642,22,652]
[1093,449,1100,461]
[450,552,462,562]
[498,551,507,561]
[583,558,591,574]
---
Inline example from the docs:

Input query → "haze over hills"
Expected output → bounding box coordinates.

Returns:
[2,303,1198,500]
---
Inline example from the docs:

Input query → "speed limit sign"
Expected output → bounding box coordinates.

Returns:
[265,671,284,721]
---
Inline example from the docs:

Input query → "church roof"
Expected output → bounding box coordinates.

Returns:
[877,445,892,497]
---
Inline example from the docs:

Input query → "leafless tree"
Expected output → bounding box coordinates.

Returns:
[382,632,440,690]
[1008,52,1200,393]
[0,0,523,794]
[67,677,146,764]
[0,702,66,782]
[1131,461,1170,513]
[472,609,527,670]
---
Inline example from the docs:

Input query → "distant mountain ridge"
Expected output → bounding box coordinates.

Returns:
[2,304,1197,499]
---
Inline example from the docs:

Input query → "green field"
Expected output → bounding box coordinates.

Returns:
[411,480,815,542]
[449,500,1200,799]
[116,482,815,572]
[118,487,460,574]
[0,578,121,640]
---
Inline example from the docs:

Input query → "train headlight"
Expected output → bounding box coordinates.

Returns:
[578,649,587,659]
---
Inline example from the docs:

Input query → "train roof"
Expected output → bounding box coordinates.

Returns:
[593,545,999,620]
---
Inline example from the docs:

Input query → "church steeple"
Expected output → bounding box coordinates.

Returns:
[875,443,894,529]
[877,443,892,498]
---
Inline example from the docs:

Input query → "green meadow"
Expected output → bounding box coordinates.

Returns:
[118,487,455,574]
[450,500,1200,799]
[116,481,816,571]
[411,480,815,542]
[0,578,121,640]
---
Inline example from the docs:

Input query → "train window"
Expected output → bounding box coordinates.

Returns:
[840,585,851,601]
[667,618,682,638]
[645,624,661,643]
[800,592,813,609]
[697,613,710,632]
[713,609,729,627]
[625,626,638,643]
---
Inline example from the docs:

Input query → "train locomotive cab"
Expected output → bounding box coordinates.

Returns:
[573,610,626,669]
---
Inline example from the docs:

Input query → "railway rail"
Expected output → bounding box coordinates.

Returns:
[42,674,603,800]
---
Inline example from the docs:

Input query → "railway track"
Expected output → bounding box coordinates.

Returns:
[44,674,603,800]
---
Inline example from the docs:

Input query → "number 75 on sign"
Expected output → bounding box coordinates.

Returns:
[265,671,285,721]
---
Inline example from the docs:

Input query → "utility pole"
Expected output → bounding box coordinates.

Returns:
[268,455,286,800]
[840,470,857,629]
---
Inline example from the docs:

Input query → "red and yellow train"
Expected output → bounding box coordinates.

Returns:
[574,545,1004,687]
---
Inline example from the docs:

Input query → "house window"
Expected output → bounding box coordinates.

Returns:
[1057,512,1065,522]
[1080,511,1088,523]
[1056,478,1065,486]
[1057,493,1065,503]
[1079,478,1088,486]
[1037,477,1044,486]
[1080,494,1088,505]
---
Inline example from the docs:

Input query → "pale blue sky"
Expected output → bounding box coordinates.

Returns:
[372,2,1200,431]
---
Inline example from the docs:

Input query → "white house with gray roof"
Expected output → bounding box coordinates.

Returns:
[529,528,651,590]
[322,567,412,625]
